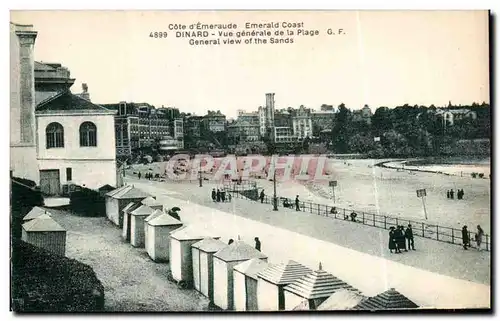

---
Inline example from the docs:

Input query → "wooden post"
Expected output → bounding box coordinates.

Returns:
[362,212,365,224]
[422,222,425,237]
[486,235,489,251]
[452,229,454,244]
[384,216,387,229]
[317,204,320,215]
[436,226,439,241]
[373,213,375,226]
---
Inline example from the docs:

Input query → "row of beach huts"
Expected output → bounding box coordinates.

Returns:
[19,184,421,311]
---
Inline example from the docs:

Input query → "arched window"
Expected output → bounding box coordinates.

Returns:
[80,122,97,147]
[46,122,64,148]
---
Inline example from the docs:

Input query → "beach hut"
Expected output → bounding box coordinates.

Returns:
[21,214,66,256]
[317,289,367,310]
[352,288,419,311]
[145,211,183,262]
[144,208,164,242]
[233,258,270,311]
[121,201,142,241]
[257,260,313,311]
[169,226,220,287]
[22,206,49,221]
[129,205,155,247]
[105,185,150,227]
[212,241,268,310]
[283,264,358,310]
[98,184,115,197]
[141,196,163,210]
[191,238,227,300]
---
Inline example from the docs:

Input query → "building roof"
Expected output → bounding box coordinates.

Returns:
[144,209,164,223]
[22,215,66,232]
[257,260,312,285]
[234,258,270,280]
[130,205,155,216]
[122,201,142,214]
[170,225,218,241]
[141,196,162,207]
[317,289,367,310]
[107,185,150,200]
[23,206,49,221]
[192,238,227,253]
[148,212,183,226]
[35,90,116,114]
[352,288,419,311]
[283,267,358,300]
[98,184,115,191]
[106,185,128,197]
[213,241,268,262]
[35,61,57,71]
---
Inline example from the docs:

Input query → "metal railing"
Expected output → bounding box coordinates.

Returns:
[225,185,490,252]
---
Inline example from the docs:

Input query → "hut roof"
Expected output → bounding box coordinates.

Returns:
[257,260,312,285]
[130,204,155,216]
[169,225,217,241]
[23,206,49,221]
[122,201,141,214]
[107,185,150,200]
[141,196,162,207]
[213,241,268,262]
[98,184,115,192]
[284,268,357,300]
[352,288,419,311]
[105,185,128,197]
[144,209,164,223]
[22,215,66,232]
[192,238,227,253]
[292,300,310,311]
[234,258,270,280]
[148,212,183,226]
[317,289,367,310]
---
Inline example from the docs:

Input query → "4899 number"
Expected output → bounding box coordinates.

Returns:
[150,32,168,38]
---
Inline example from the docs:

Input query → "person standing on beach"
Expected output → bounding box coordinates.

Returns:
[295,195,301,211]
[216,189,221,202]
[254,237,261,251]
[397,226,407,252]
[260,190,265,203]
[462,225,470,250]
[405,224,415,250]
[450,189,454,199]
[475,225,484,250]
[446,190,450,199]
[138,172,141,180]
[211,188,217,202]
[228,239,234,245]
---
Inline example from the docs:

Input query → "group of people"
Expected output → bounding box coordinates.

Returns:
[211,188,231,203]
[388,224,415,253]
[228,237,261,252]
[446,189,465,200]
[259,190,302,211]
[462,225,484,250]
[137,172,158,180]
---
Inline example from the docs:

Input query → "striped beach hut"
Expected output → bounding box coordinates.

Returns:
[317,289,367,310]
[257,260,313,311]
[212,241,268,310]
[284,264,358,310]
[122,201,142,241]
[352,288,419,311]
[129,205,155,247]
[23,206,49,221]
[145,211,183,262]
[191,238,227,301]
[21,214,67,256]
[169,226,220,287]
[233,258,270,311]
[105,185,150,227]
[141,196,163,210]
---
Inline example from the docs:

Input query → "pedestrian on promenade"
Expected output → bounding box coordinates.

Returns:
[330,207,337,215]
[227,193,232,202]
[475,225,484,250]
[388,227,397,254]
[462,225,470,250]
[221,190,226,202]
[446,190,450,199]
[405,224,415,250]
[295,195,300,211]
[216,189,221,202]
[397,226,407,252]
[211,188,217,202]
[228,239,234,245]
[254,237,261,252]
[450,189,454,199]
[350,212,357,222]
[138,172,141,179]
[260,190,265,203]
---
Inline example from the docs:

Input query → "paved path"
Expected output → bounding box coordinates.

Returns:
[129,178,490,309]
[46,207,209,312]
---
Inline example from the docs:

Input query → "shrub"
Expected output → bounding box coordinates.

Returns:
[11,239,105,312]
[69,187,106,217]
[471,172,478,178]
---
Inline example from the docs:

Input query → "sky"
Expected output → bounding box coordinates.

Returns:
[11,10,490,118]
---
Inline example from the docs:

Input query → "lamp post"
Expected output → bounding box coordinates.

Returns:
[273,157,278,211]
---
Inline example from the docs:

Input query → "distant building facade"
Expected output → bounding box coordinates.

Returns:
[292,105,313,140]
[435,108,478,126]
[203,110,227,132]
[352,105,373,125]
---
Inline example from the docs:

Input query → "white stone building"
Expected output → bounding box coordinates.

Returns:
[292,105,313,140]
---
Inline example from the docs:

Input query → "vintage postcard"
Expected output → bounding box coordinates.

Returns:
[9,10,491,312]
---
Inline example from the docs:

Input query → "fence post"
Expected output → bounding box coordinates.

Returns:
[486,235,489,251]
[396,218,399,226]
[309,202,312,213]
[362,212,365,224]
[422,222,425,237]
[384,216,387,229]
[452,229,454,244]
[334,209,337,219]
[317,204,320,215]
[436,226,439,241]
[373,213,375,227]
